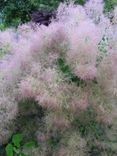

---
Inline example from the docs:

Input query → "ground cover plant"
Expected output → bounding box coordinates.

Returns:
[0,0,117,155]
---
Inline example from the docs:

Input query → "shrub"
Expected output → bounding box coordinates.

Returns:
[0,0,63,27]
[0,0,116,27]
[104,0,117,12]
[0,0,117,155]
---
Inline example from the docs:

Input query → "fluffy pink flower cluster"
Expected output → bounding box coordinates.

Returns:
[0,0,117,146]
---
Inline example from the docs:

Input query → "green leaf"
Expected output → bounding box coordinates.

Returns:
[12,133,23,148]
[19,153,26,156]
[19,153,31,156]
[5,144,13,156]
[13,147,20,154]
[23,141,36,148]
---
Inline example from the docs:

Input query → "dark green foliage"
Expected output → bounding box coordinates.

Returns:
[46,130,62,149]
[5,133,36,156]
[0,0,62,27]
[75,0,86,5]
[1,0,39,27]
[18,98,44,117]
[57,58,85,86]
[0,0,88,27]
[72,107,105,138]
[1,0,116,27]
[104,0,117,12]
[14,99,45,142]
[0,99,44,156]
[88,145,102,156]
[0,145,6,156]
[71,107,117,155]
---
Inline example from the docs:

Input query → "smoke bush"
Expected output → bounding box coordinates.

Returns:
[0,0,117,155]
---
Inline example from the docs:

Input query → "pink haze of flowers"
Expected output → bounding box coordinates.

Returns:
[0,0,117,146]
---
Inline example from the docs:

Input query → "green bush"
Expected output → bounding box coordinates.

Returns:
[0,0,62,27]
[0,0,117,27]
[0,0,88,27]
[104,0,117,12]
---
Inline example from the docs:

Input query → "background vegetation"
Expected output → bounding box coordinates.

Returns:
[0,0,116,28]
[0,0,86,27]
